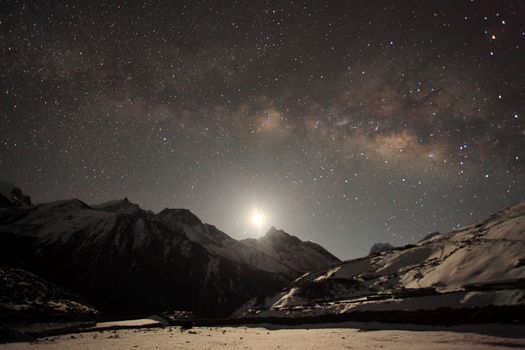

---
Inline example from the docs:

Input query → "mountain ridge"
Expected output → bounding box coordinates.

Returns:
[233,199,525,319]
[0,183,339,318]
[241,226,340,275]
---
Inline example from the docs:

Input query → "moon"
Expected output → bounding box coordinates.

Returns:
[251,212,264,227]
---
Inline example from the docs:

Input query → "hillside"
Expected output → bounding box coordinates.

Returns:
[234,201,525,318]
[0,265,97,321]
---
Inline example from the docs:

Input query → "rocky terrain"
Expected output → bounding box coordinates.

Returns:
[0,265,97,321]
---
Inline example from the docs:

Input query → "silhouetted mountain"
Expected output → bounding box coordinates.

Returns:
[90,198,142,215]
[0,184,338,318]
[157,213,304,278]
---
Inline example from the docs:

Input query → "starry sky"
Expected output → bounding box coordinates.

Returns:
[1,1,525,259]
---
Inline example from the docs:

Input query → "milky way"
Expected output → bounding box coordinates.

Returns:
[1,1,524,258]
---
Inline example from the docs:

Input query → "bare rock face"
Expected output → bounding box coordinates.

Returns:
[0,182,31,208]
[369,242,394,255]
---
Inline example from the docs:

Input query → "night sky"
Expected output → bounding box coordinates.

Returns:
[2,1,524,259]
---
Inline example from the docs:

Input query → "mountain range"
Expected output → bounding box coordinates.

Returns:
[0,182,339,318]
[2,180,524,324]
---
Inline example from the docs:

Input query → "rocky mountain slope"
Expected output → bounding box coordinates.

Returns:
[0,265,97,321]
[234,200,525,318]
[0,185,338,318]
[158,210,308,278]
[241,227,340,274]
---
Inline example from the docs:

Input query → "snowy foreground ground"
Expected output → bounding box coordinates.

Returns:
[2,322,525,350]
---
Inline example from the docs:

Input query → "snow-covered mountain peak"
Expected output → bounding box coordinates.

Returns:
[261,227,302,245]
[91,198,142,214]
[40,199,90,212]
[156,211,303,277]
[157,208,202,226]
[242,227,340,274]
